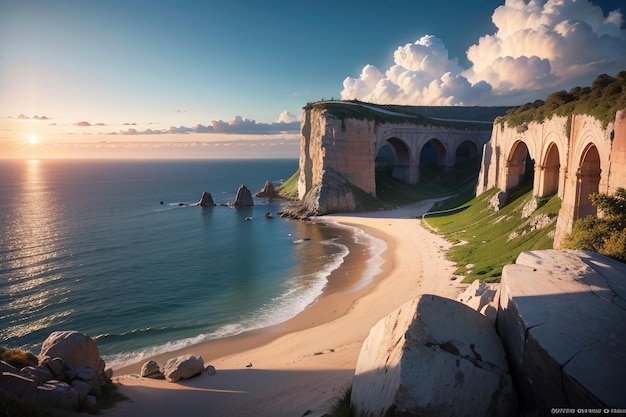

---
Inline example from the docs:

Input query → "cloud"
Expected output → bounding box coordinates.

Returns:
[15,114,50,120]
[113,115,300,136]
[211,115,299,134]
[278,110,299,123]
[341,0,626,106]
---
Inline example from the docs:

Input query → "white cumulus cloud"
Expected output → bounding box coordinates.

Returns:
[341,0,626,106]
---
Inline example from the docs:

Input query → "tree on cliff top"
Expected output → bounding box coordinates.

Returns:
[502,71,626,129]
[563,187,626,262]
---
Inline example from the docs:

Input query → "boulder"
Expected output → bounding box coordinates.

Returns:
[163,355,204,383]
[256,180,279,198]
[39,331,106,393]
[19,365,54,385]
[497,249,626,411]
[233,185,254,207]
[141,360,165,379]
[351,294,517,417]
[41,356,65,378]
[34,380,80,411]
[0,372,37,401]
[457,280,498,313]
[198,191,216,207]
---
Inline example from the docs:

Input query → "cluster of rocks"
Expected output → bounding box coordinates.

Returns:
[0,331,112,412]
[196,181,281,209]
[350,249,626,416]
[140,354,216,382]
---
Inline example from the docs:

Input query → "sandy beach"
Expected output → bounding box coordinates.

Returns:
[105,203,465,417]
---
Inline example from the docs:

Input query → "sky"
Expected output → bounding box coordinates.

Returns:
[1,0,625,159]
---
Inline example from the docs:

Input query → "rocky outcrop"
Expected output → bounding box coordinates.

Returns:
[198,191,216,207]
[351,294,517,417]
[163,355,204,383]
[0,331,111,412]
[39,331,107,394]
[256,180,279,198]
[497,249,626,411]
[232,184,254,207]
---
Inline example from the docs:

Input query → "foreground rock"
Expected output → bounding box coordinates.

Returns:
[498,249,626,412]
[351,294,517,417]
[232,184,254,207]
[0,331,111,412]
[163,355,204,382]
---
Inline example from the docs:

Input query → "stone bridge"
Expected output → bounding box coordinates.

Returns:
[476,110,626,247]
[297,103,496,213]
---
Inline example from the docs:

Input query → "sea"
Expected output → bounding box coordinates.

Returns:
[0,159,385,369]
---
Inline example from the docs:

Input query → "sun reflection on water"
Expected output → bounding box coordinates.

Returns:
[0,160,71,342]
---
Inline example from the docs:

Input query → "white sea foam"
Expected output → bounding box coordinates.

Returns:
[104,235,351,370]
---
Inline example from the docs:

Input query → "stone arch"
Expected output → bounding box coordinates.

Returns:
[574,143,601,220]
[420,138,447,167]
[537,142,561,197]
[455,140,479,164]
[506,140,535,192]
[378,136,413,183]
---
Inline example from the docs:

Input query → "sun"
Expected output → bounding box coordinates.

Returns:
[28,134,39,145]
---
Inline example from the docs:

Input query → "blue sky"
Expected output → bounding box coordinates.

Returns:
[1,0,625,158]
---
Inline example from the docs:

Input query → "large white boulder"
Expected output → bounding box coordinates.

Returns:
[351,294,517,417]
[497,249,626,411]
[163,355,204,383]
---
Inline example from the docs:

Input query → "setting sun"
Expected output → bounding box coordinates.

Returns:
[28,134,39,145]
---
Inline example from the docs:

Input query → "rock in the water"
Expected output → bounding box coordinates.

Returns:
[256,180,279,198]
[198,191,216,207]
[141,360,165,379]
[233,184,254,207]
[351,294,517,417]
[163,355,204,383]
[497,249,626,411]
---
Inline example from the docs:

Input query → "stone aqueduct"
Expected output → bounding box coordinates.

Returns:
[476,110,626,247]
[298,103,626,247]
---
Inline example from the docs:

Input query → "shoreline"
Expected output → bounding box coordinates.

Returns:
[107,203,465,417]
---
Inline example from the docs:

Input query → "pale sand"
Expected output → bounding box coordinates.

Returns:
[105,202,465,417]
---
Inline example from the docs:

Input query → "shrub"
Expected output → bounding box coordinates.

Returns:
[0,347,38,369]
[563,187,626,262]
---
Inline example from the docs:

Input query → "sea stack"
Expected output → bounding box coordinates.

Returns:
[198,191,216,207]
[256,180,279,198]
[233,185,254,207]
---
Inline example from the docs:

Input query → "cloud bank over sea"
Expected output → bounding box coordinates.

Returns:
[341,0,626,106]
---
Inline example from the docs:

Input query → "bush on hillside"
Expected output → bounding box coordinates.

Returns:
[563,187,626,262]
[0,346,38,369]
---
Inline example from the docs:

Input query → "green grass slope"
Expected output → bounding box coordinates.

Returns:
[425,186,561,283]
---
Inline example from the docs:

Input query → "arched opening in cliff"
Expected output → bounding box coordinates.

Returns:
[539,142,561,197]
[455,140,479,165]
[505,141,535,194]
[420,139,446,168]
[574,143,601,220]
[376,137,412,183]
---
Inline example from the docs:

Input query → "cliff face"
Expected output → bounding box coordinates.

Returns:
[292,107,377,217]
[476,110,626,247]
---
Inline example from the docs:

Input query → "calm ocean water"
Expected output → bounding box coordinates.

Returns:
[0,159,383,369]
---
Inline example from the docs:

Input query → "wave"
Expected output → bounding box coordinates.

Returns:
[102,235,350,370]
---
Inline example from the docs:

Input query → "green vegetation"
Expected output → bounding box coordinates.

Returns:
[562,187,626,262]
[275,168,300,199]
[304,100,508,131]
[325,386,355,417]
[425,187,561,283]
[374,157,482,210]
[0,346,38,369]
[502,71,626,129]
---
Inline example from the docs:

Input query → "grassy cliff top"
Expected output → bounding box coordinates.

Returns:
[502,71,626,129]
[304,100,510,130]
